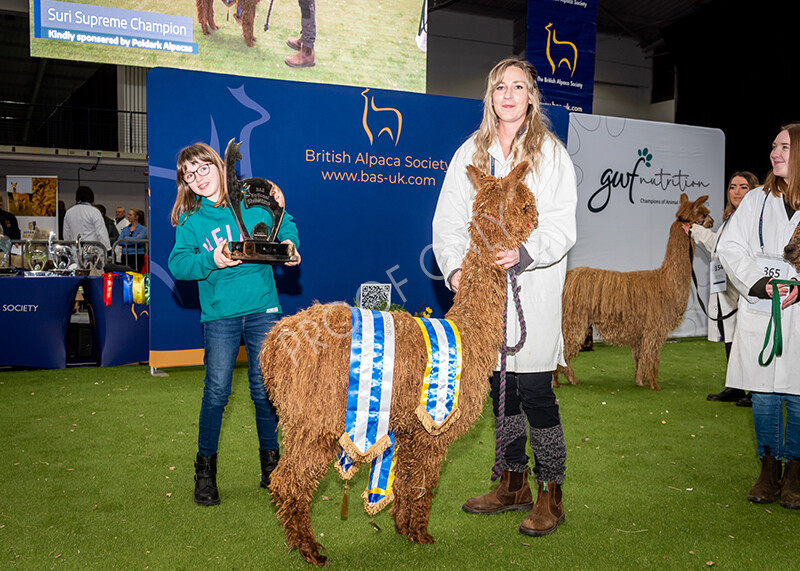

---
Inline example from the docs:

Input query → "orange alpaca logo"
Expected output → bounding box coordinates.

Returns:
[545,22,578,77]
[361,88,402,146]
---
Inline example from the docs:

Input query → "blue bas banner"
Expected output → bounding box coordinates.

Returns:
[526,0,598,113]
[146,68,568,366]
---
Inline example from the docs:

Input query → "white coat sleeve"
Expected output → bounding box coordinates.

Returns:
[63,213,74,241]
[690,224,717,255]
[522,142,577,269]
[717,192,763,305]
[432,144,473,291]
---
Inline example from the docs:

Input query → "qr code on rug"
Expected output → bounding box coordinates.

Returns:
[358,283,391,310]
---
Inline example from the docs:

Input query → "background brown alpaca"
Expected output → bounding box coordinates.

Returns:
[784,224,800,272]
[556,194,713,390]
[196,0,261,47]
[259,162,538,566]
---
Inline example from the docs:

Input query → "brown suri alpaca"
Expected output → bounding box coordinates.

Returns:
[785,224,800,273]
[196,0,260,47]
[555,194,713,390]
[259,162,538,566]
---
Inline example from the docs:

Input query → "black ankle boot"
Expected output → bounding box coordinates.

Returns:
[707,387,745,402]
[194,453,220,506]
[259,449,280,489]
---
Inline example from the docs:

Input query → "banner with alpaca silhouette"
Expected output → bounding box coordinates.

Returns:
[526,0,598,113]
[146,68,570,367]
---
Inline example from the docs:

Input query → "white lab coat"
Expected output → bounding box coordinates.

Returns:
[432,134,577,373]
[62,203,111,250]
[717,188,800,395]
[691,221,740,342]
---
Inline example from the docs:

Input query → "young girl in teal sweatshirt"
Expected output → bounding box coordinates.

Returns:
[169,142,300,506]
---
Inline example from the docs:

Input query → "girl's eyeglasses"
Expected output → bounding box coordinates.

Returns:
[183,163,212,184]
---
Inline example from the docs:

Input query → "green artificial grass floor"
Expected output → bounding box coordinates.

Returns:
[2,338,799,569]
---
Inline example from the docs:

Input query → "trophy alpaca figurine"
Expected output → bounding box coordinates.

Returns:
[259,162,538,566]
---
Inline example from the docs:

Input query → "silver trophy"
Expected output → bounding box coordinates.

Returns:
[0,231,14,274]
[76,235,105,273]
[23,239,49,272]
[48,232,77,271]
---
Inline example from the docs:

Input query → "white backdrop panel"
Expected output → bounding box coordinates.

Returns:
[566,114,725,338]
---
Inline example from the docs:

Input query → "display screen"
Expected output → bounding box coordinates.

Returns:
[30,0,427,92]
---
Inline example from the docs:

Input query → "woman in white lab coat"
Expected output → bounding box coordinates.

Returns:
[717,122,800,509]
[432,57,577,536]
[689,171,759,405]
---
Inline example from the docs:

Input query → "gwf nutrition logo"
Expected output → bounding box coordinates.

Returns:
[588,148,711,213]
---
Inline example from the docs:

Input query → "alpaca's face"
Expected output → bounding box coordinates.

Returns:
[467,162,538,252]
[676,194,713,228]
[784,225,800,272]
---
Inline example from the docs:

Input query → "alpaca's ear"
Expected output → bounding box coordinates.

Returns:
[508,161,529,183]
[679,193,688,204]
[466,165,487,186]
[694,195,709,206]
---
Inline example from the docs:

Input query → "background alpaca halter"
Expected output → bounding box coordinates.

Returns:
[223,138,299,264]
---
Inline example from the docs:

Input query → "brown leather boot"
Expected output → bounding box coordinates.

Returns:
[519,480,564,536]
[780,459,800,509]
[286,37,301,51]
[285,45,315,68]
[747,455,782,503]
[462,468,533,514]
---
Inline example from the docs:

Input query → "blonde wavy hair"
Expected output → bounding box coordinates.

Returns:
[471,57,556,176]
[170,142,227,226]
[762,121,800,211]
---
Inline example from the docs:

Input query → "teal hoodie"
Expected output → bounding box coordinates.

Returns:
[168,197,299,323]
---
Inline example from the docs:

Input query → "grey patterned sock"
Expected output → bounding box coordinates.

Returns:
[497,413,529,472]
[530,424,566,484]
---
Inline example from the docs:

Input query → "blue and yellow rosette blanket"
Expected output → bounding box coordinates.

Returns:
[337,307,461,515]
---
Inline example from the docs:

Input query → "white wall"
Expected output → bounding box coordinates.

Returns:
[426,10,516,101]
[593,34,675,122]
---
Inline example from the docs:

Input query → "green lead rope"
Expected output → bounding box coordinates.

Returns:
[759,279,800,366]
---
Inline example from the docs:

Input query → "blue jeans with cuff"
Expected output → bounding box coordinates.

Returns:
[751,392,800,461]
[198,311,279,455]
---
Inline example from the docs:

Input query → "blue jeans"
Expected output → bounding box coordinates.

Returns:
[198,311,279,455]
[751,392,800,461]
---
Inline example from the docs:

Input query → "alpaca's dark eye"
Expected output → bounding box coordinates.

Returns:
[523,203,533,212]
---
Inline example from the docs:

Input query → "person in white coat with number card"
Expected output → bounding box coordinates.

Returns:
[717,122,800,510]
[432,57,577,538]
[688,171,759,405]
